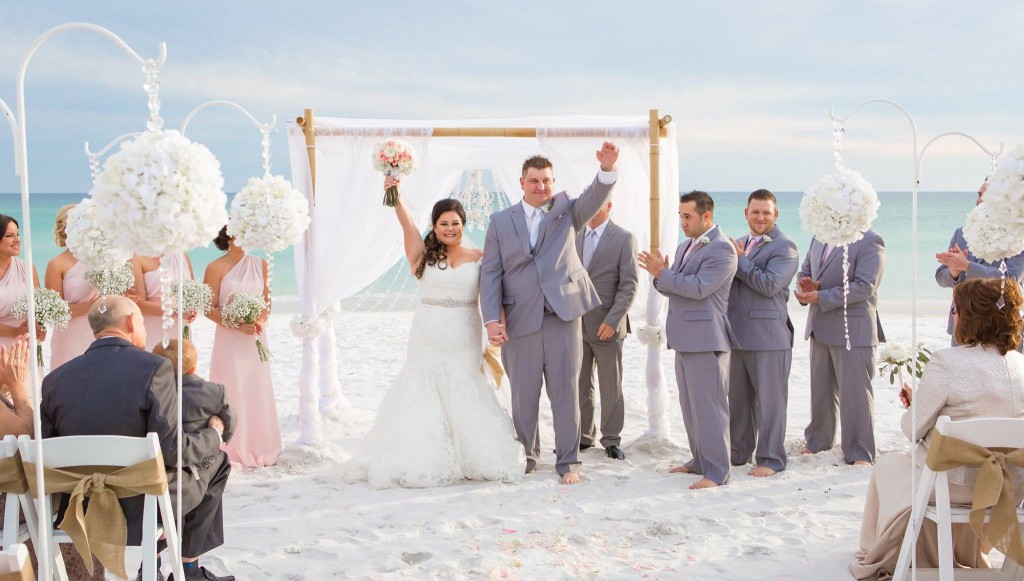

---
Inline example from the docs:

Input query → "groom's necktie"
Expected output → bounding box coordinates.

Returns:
[528,206,547,249]
[744,236,759,256]
[820,243,834,265]
[583,229,598,269]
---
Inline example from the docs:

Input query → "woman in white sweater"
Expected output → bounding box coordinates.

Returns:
[851,277,1024,578]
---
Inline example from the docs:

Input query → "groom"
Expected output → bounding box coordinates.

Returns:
[481,142,619,485]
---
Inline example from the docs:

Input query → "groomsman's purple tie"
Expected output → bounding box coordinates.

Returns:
[744,237,758,256]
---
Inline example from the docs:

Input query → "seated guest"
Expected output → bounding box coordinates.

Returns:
[851,278,1024,578]
[40,296,234,581]
[153,338,236,450]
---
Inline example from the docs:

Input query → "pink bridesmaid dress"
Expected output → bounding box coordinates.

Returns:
[209,254,281,467]
[49,261,100,371]
[0,258,30,350]
[143,254,193,351]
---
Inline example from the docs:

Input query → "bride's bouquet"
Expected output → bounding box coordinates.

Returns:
[879,341,931,388]
[11,288,71,367]
[372,138,418,207]
[85,262,136,296]
[167,280,214,340]
[221,291,271,361]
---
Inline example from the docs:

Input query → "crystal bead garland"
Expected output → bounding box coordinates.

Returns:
[452,170,496,232]
[834,121,853,350]
[998,259,1008,309]
[159,262,174,348]
[266,252,274,296]
[142,59,164,132]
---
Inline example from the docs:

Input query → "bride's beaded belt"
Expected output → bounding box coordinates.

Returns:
[421,297,479,308]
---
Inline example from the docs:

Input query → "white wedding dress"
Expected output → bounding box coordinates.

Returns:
[345,260,524,488]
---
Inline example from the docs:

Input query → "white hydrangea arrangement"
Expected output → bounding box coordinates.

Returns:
[799,168,880,246]
[12,288,71,367]
[962,202,1024,262]
[221,291,271,361]
[89,130,229,257]
[636,325,665,346]
[983,145,1024,243]
[228,175,310,254]
[65,198,132,271]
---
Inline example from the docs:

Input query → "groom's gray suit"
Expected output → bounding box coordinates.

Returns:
[935,226,1024,346]
[799,230,886,464]
[655,225,737,485]
[481,173,616,475]
[727,226,799,473]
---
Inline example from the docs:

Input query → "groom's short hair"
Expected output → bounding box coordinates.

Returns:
[522,155,553,177]
[747,189,777,206]
[680,190,714,217]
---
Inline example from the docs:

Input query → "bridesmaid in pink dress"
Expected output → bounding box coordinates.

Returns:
[130,253,197,351]
[0,215,45,349]
[205,226,281,467]
[45,205,100,371]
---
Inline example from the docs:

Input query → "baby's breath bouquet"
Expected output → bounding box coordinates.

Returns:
[168,280,213,340]
[221,291,271,361]
[85,262,136,296]
[11,288,71,367]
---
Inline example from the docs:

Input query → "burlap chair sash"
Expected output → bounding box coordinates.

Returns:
[22,455,168,580]
[0,453,28,495]
[925,430,1024,565]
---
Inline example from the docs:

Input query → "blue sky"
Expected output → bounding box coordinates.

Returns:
[0,1,1021,193]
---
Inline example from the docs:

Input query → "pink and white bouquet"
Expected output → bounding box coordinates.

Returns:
[221,291,271,361]
[371,139,418,207]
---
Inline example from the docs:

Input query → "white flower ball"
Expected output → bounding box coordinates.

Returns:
[65,198,132,271]
[962,202,1024,262]
[229,175,311,253]
[984,144,1024,242]
[800,168,880,246]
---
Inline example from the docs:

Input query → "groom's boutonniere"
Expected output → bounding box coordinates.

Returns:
[758,234,772,248]
[698,235,711,248]
[546,198,555,212]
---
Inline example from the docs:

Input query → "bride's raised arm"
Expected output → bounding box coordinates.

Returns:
[387,176,426,273]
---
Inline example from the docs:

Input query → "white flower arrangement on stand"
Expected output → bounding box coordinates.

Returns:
[65,198,132,271]
[984,144,1024,243]
[637,325,665,346]
[290,315,327,340]
[89,128,228,345]
[962,201,1024,307]
[800,164,880,349]
[228,173,310,295]
[12,288,71,367]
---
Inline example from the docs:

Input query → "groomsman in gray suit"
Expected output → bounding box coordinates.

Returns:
[575,202,638,461]
[935,180,1024,345]
[726,189,799,477]
[639,191,737,489]
[481,142,620,485]
[795,230,886,465]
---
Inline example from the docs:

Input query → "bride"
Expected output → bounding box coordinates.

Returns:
[345,177,525,488]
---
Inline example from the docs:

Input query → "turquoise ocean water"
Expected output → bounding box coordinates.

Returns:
[0,191,976,305]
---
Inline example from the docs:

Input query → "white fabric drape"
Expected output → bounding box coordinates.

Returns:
[286,116,680,444]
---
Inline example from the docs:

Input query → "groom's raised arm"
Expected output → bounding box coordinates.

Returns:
[571,140,620,230]
[481,217,504,324]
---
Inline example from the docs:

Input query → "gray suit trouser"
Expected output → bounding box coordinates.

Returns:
[729,349,791,472]
[804,336,876,463]
[675,350,731,485]
[579,336,625,448]
[502,313,582,476]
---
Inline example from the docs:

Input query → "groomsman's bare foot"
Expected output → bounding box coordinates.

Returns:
[748,466,776,477]
[561,472,582,485]
[689,478,719,490]
[800,447,814,455]
[668,465,693,474]
[852,460,871,467]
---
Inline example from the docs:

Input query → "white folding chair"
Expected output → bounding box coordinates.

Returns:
[894,416,1024,581]
[17,433,185,581]
[0,543,34,580]
[0,435,65,580]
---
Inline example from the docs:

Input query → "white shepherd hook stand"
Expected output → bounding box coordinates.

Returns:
[828,98,1003,581]
[10,23,169,581]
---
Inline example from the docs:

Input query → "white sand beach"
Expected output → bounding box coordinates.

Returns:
[169,305,957,580]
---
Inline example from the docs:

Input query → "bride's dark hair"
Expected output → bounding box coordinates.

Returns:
[416,198,467,279]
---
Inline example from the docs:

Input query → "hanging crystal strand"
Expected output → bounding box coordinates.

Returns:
[266,252,274,297]
[159,262,174,348]
[142,59,164,132]
[843,246,851,350]
[260,125,273,178]
[998,259,1008,309]
[990,155,1000,177]
[97,270,110,313]
[833,121,846,170]
[88,155,101,184]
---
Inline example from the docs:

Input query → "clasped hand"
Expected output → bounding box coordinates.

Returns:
[485,321,508,347]
[637,251,668,278]
[936,243,969,278]
[793,277,820,304]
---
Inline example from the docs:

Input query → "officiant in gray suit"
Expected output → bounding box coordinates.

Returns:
[795,230,886,465]
[481,142,619,485]
[639,190,737,489]
[935,180,1024,346]
[575,202,638,461]
[726,189,799,477]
